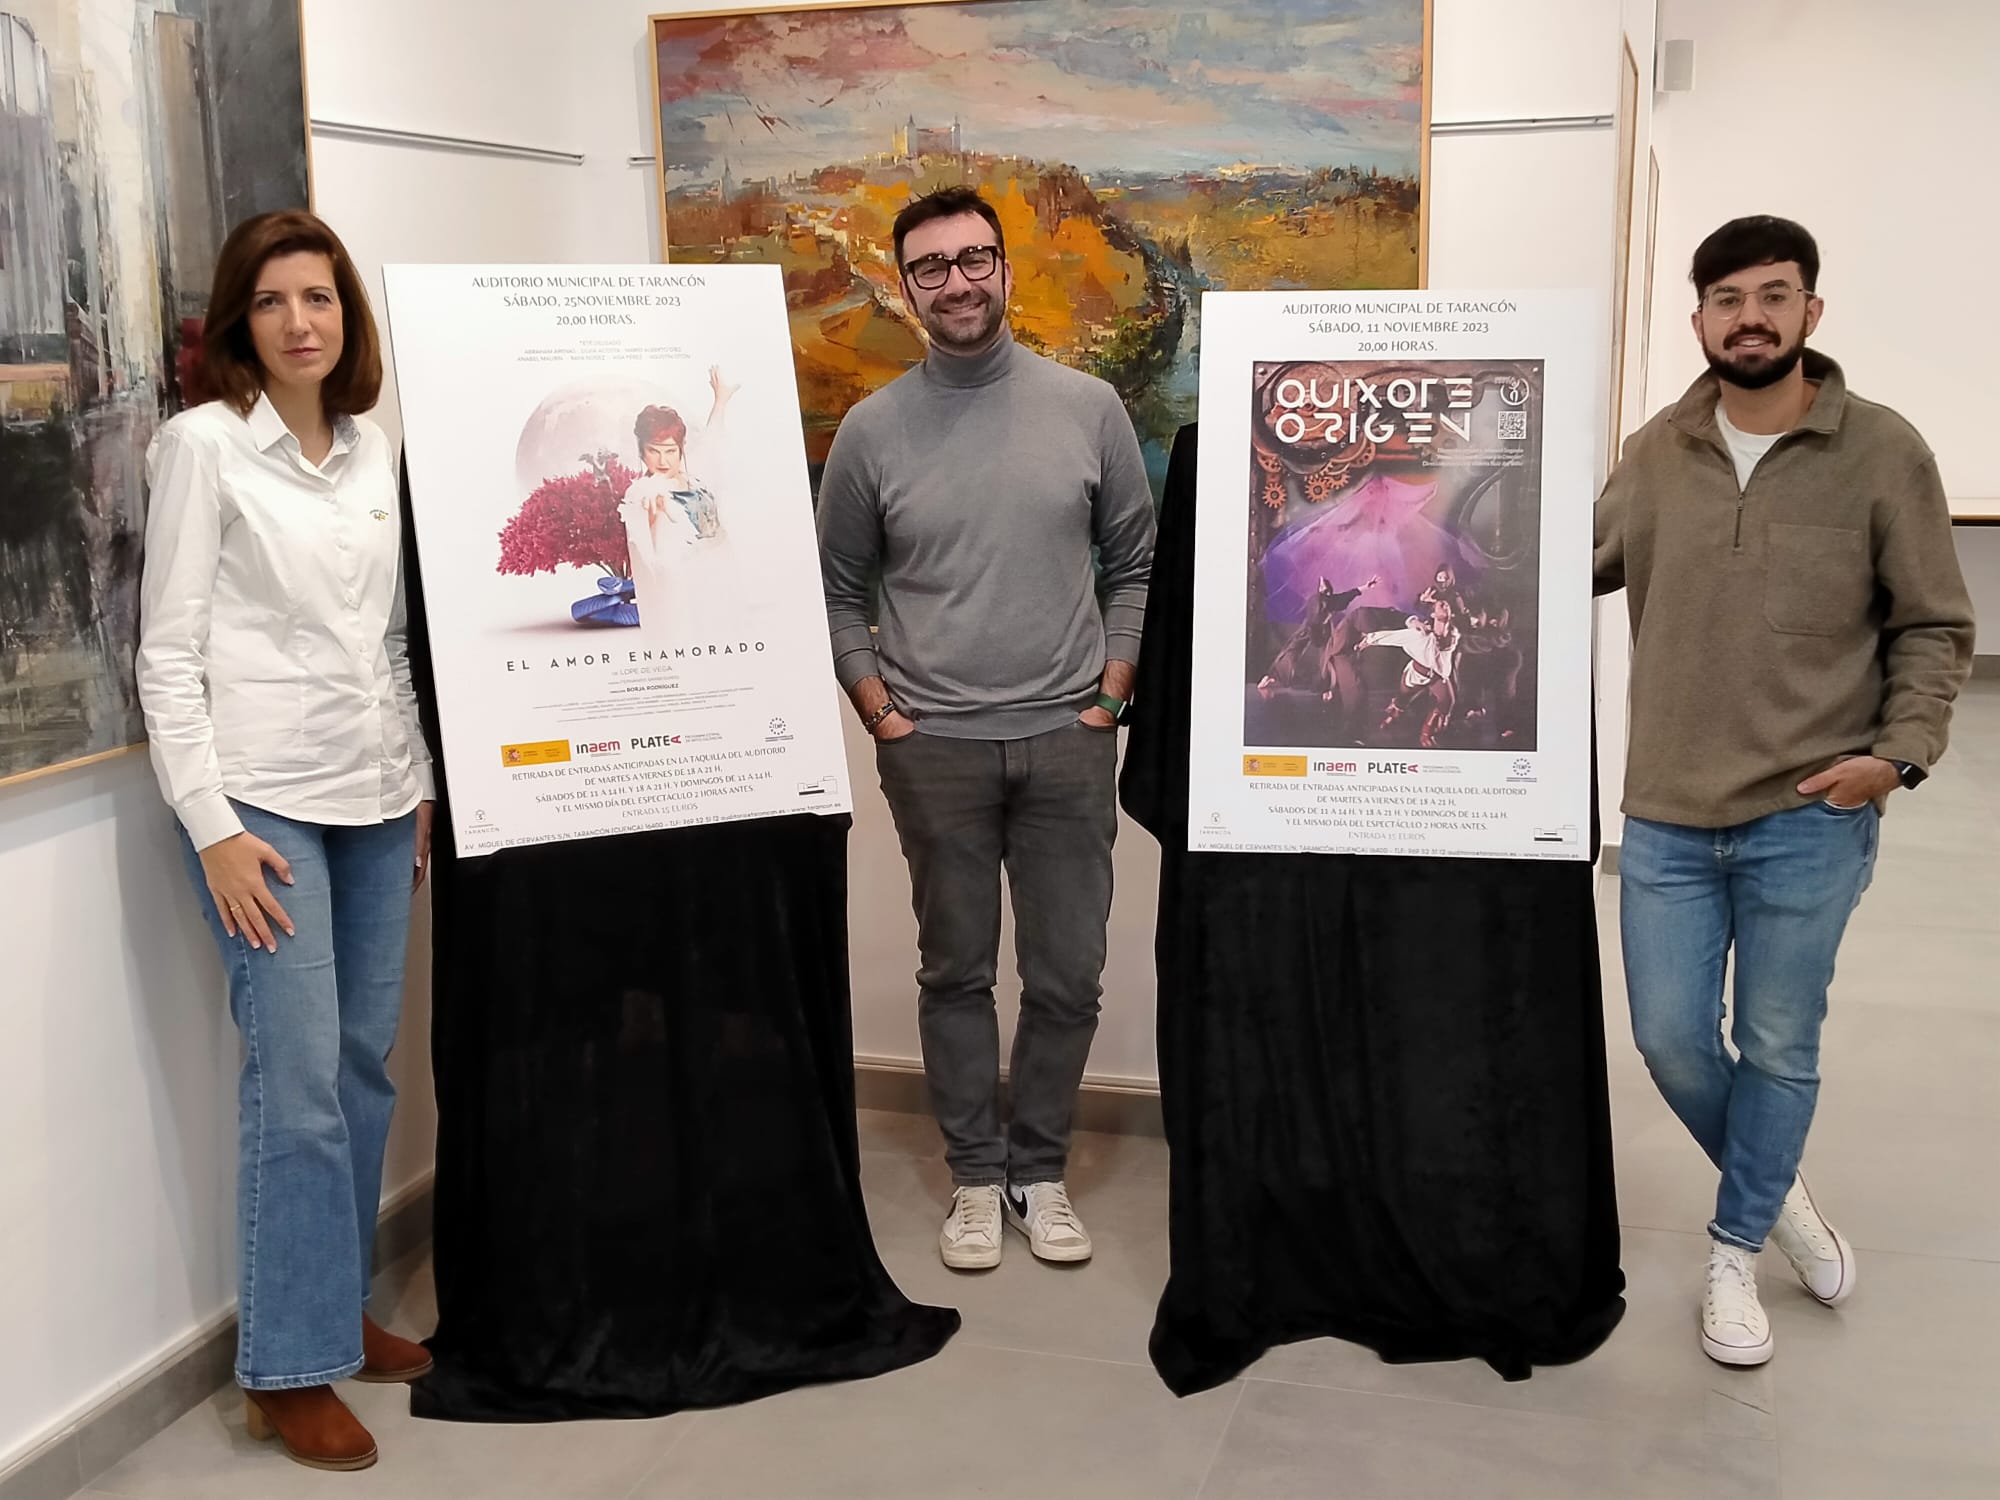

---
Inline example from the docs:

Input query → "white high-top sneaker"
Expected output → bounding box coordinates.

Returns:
[938,1185,1003,1270]
[1701,1242,1775,1367]
[1769,1175,1857,1307]
[1003,1180,1093,1263]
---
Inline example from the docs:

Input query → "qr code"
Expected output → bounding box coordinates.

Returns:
[1499,410,1529,441]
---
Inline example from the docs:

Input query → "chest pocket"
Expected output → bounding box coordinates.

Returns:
[1764,523,1868,637]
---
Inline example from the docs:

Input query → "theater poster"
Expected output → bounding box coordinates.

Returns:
[1188,290,1596,860]
[384,263,851,857]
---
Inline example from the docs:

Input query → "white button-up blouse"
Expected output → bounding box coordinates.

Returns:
[136,393,434,851]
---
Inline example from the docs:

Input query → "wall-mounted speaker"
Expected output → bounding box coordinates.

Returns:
[1658,38,1696,93]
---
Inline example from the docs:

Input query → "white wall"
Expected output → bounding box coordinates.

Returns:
[1648,0,2000,513]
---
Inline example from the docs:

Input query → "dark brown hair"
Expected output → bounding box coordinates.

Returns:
[200,209,382,417]
[1690,215,1820,300]
[892,186,1006,270]
[634,405,687,449]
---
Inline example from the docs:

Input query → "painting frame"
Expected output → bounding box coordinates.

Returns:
[1606,35,1640,465]
[0,0,315,789]
[646,0,1433,481]
[1635,145,1659,433]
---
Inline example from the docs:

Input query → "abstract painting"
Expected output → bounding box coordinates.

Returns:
[650,0,1430,491]
[0,0,309,784]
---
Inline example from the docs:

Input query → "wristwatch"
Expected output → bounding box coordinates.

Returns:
[862,701,899,733]
[1093,692,1128,723]
[1891,759,1927,790]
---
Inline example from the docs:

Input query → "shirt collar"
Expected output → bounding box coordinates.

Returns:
[246,390,361,459]
[1669,348,1848,443]
[246,391,292,452]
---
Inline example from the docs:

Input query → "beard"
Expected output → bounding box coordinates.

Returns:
[1704,328,1806,391]
[921,286,1005,354]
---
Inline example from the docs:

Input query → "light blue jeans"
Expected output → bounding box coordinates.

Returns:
[179,801,417,1389]
[1620,801,1878,1251]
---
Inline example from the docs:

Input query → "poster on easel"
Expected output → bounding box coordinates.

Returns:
[1188,289,1596,861]
[384,263,851,857]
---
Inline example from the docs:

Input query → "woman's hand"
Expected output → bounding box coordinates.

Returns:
[413,802,436,891]
[198,832,295,952]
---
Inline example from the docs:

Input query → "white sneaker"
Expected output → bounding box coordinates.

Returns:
[1003,1180,1093,1263]
[939,1186,1003,1270]
[1769,1175,1857,1307]
[1701,1242,1774,1367]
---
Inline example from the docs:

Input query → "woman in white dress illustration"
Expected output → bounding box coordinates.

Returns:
[620,365,739,640]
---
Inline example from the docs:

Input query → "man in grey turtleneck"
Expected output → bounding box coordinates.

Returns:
[817,186,1155,1272]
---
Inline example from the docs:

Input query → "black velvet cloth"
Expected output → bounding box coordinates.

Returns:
[1120,426,1626,1395]
[396,472,959,1422]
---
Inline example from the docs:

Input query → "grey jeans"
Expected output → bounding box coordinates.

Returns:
[874,719,1119,1186]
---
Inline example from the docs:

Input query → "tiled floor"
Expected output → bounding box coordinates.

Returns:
[75,684,2000,1498]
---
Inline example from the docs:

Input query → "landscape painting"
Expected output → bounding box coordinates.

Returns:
[0,0,309,783]
[650,1,1430,491]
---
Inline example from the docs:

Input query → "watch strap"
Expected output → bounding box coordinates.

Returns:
[1093,692,1127,722]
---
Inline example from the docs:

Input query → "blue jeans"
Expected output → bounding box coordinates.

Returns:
[1620,801,1878,1252]
[178,801,417,1389]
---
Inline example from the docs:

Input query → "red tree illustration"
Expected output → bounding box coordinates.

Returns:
[497,457,635,578]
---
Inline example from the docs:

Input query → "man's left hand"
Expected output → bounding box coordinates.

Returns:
[1798,756,1901,809]
[1079,705,1118,729]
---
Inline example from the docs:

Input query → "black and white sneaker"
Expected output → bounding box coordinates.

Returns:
[1003,1180,1093,1263]
[939,1185,1003,1270]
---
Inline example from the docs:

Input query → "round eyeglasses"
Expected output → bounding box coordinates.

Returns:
[1701,282,1813,318]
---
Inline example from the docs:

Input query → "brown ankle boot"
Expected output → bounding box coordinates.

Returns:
[243,1386,377,1471]
[355,1313,435,1384]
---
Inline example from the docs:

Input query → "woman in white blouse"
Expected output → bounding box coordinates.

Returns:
[137,210,434,1473]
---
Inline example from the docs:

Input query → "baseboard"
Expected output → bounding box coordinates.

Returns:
[0,1175,434,1500]
[855,1055,1165,1138]
[1973,654,1999,681]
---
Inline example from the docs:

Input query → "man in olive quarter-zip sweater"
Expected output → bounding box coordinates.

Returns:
[1595,215,1974,1371]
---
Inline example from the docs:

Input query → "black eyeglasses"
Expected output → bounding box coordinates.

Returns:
[902,245,1002,291]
